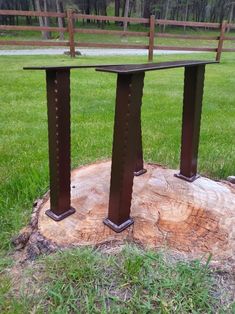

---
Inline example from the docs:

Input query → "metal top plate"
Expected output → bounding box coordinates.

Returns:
[23,60,217,72]
[95,60,217,74]
[23,64,130,71]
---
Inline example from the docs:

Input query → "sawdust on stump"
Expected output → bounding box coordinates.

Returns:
[13,161,235,269]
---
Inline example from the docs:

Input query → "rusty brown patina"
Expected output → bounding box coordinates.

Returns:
[24,60,217,232]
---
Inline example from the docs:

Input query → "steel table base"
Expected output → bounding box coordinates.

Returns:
[45,69,75,221]
[24,61,216,227]
[45,207,76,222]
[134,168,147,176]
[174,173,200,182]
[175,65,205,182]
[134,100,147,176]
[104,73,145,231]
[24,64,122,221]
[103,217,134,233]
[96,61,216,232]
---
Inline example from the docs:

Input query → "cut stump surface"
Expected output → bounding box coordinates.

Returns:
[32,161,235,265]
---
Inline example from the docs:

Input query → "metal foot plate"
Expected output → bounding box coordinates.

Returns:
[134,168,147,176]
[174,173,200,182]
[45,207,76,221]
[103,218,134,233]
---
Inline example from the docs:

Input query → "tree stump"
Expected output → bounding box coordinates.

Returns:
[14,161,235,268]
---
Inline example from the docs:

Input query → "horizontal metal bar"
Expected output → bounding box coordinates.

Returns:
[96,60,217,74]
[25,61,217,72]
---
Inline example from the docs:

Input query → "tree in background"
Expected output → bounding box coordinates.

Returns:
[115,0,120,17]
[0,0,234,27]
[55,0,64,39]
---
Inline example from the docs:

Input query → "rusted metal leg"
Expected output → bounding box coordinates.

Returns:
[45,69,75,221]
[104,72,145,232]
[175,65,205,182]
[134,102,147,176]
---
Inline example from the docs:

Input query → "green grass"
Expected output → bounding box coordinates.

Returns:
[0,245,227,313]
[0,53,234,313]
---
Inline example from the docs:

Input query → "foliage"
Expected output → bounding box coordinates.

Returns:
[0,0,234,23]
[0,245,226,313]
[0,0,233,41]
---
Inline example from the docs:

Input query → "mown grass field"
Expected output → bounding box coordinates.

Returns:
[0,52,235,313]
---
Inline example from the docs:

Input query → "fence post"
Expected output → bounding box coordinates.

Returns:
[148,15,155,62]
[216,20,227,62]
[67,9,75,58]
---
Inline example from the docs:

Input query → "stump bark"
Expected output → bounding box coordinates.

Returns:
[14,161,235,268]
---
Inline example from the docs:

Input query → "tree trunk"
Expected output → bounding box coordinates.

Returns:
[115,0,120,17]
[16,161,235,268]
[101,0,107,28]
[85,0,91,23]
[184,0,189,32]
[136,0,144,18]
[35,0,47,40]
[123,0,130,32]
[227,2,235,33]
[163,0,170,32]
[43,0,51,39]
[143,0,151,18]
[56,0,64,40]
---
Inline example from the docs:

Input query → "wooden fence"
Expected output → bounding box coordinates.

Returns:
[0,9,235,62]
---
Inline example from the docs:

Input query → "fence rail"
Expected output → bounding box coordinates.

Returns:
[0,9,66,17]
[0,9,234,61]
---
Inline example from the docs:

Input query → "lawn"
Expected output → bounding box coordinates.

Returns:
[0,245,222,313]
[0,52,235,313]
